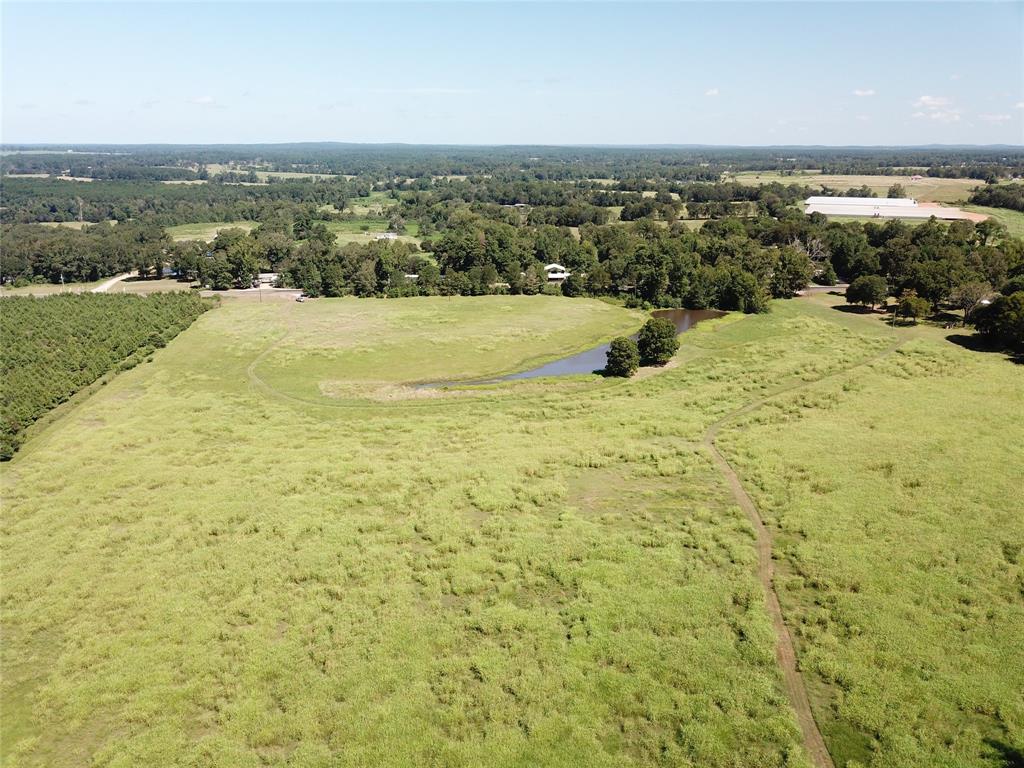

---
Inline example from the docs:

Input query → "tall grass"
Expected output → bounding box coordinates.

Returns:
[2,294,1019,767]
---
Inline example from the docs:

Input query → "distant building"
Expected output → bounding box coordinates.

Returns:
[805,196,917,219]
[803,196,973,221]
[544,263,570,282]
[375,232,398,241]
[256,272,279,286]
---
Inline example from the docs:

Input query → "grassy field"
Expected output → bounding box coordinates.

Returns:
[1,279,105,296]
[814,215,930,227]
[321,218,420,246]
[166,221,258,241]
[347,191,395,216]
[36,221,112,230]
[2,294,1021,767]
[962,205,1024,239]
[717,294,1024,767]
[205,164,345,181]
[730,172,983,204]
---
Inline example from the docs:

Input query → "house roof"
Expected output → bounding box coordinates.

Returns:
[805,196,918,208]
[543,263,566,271]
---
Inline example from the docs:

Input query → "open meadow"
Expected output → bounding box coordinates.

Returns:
[962,205,1024,239]
[2,292,1021,768]
[166,221,258,242]
[729,172,983,204]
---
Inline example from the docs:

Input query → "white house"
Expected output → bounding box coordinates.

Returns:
[375,232,399,241]
[544,263,570,282]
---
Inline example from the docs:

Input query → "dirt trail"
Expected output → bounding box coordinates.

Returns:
[702,341,903,768]
[90,272,134,293]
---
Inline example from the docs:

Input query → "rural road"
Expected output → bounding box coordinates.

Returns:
[703,338,904,768]
[91,272,134,293]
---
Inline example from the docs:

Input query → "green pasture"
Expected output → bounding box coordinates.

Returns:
[2,293,1021,767]
[962,205,1024,238]
[166,221,258,242]
[730,172,982,204]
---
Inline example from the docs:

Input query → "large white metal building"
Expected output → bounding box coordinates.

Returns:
[803,196,973,220]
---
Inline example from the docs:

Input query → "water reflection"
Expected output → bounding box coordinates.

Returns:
[427,308,725,387]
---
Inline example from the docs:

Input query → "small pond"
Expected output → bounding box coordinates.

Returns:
[425,308,725,387]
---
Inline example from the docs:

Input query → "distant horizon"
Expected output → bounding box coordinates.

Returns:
[3,142,1023,150]
[3,2,1021,145]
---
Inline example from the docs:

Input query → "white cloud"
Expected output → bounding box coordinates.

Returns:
[1015,101,1024,110]
[704,88,719,97]
[978,113,1012,123]
[914,95,950,109]
[852,88,875,97]
[191,95,216,106]
[344,86,477,96]
[911,95,960,123]
[855,114,870,122]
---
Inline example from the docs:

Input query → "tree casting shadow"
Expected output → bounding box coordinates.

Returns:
[946,334,1024,365]
[983,737,1024,768]
[831,304,881,315]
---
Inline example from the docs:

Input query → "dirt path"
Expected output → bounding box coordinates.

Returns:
[702,340,904,768]
[90,272,134,293]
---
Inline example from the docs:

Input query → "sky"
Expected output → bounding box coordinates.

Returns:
[2,1,1022,146]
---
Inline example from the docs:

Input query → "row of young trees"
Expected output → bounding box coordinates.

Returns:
[0,292,211,459]
[0,176,366,226]
[969,183,1024,213]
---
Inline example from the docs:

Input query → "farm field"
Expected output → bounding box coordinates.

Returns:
[37,220,117,230]
[717,293,1024,767]
[962,205,1024,239]
[2,293,1021,767]
[0,279,105,296]
[320,218,420,245]
[347,191,396,216]
[730,172,983,204]
[166,221,258,241]
[205,164,354,182]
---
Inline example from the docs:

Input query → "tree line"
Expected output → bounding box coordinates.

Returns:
[969,183,1024,213]
[0,292,211,459]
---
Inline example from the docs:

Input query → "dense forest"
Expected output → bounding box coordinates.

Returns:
[0,293,211,458]
[2,145,1022,352]
[3,143,1023,183]
[969,183,1024,212]
[274,211,1023,315]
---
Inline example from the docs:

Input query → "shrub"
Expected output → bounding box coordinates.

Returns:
[605,337,639,377]
[0,293,210,458]
[814,263,838,286]
[637,318,680,366]
[846,275,888,309]
[896,293,931,324]
[1000,275,1024,295]
[560,274,585,298]
[975,291,1024,351]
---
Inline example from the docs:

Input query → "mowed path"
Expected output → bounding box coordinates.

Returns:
[702,337,905,768]
[90,272,134,293]
[245,300,894,767]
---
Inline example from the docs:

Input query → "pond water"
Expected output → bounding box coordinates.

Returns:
[425,308,725,387]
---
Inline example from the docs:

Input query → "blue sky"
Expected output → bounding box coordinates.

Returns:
[2,1,1022,145]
